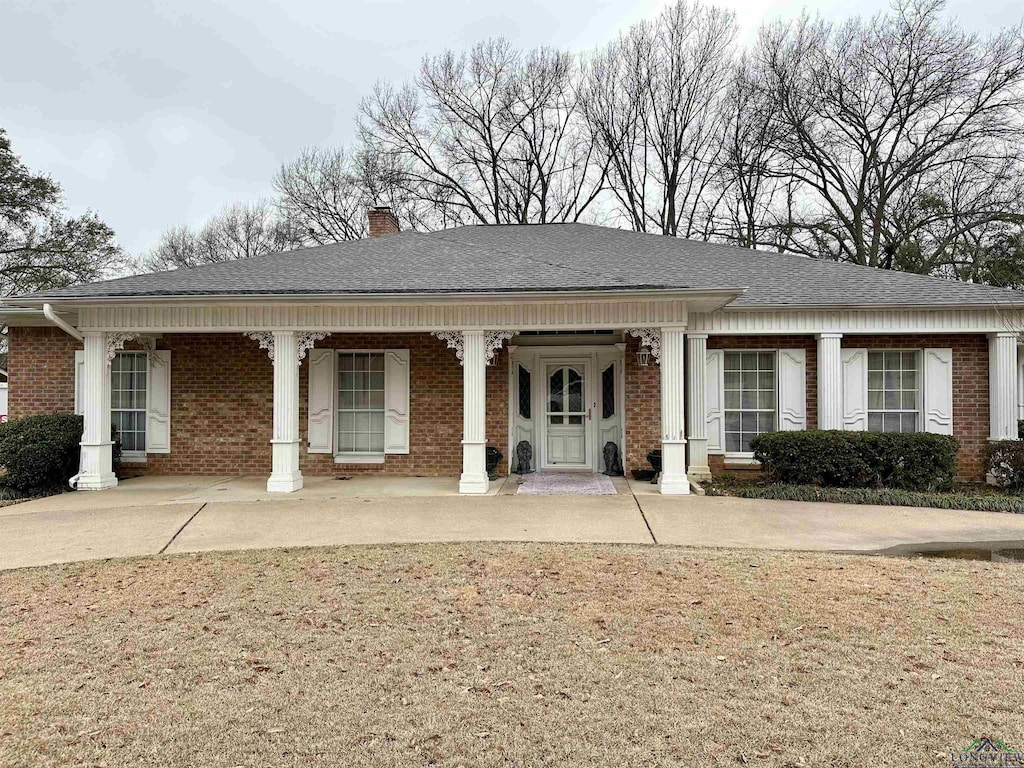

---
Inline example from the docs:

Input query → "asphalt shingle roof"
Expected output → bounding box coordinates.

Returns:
[18,223,1024,308]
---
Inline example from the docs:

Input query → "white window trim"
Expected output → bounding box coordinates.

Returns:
[334,349,387,462]
[722,348,779,460]
[866,348,923,434]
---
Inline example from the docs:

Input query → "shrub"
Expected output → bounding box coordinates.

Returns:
[986,440,1024,493]
[0,413,84,495]
[750,430,958,492]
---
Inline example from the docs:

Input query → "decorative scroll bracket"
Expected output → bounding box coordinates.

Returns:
[105,332,154,363]
[432,330,516,366]
[626,328,662,364]
[245,331,331,362]
[244,331,276,361]
[297,331,329,361]
[484,330,516,365]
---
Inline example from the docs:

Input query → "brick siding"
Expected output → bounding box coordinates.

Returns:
[7,329,508,478]
[7,327,992,482]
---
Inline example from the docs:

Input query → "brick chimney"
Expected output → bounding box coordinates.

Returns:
[368,206,400,237]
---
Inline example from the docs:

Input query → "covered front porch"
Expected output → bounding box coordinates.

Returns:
[66,288,737,496]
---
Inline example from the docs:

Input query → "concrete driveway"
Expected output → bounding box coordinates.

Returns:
[3,474,1024,569]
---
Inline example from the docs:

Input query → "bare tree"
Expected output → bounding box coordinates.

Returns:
[754,0,1024,268]
[581,0,738,237]
[274,145,430,244]
[143,201,303,271]
[359,38,604,225]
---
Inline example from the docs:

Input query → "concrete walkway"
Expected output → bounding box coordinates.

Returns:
[2,475,1024,570]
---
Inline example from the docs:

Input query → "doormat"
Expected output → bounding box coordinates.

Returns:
[517,472,617,495]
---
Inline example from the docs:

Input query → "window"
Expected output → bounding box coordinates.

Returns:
[602,363,616,419]
[868,351,919,433]
[337,352,385,453]
[111,352,147,452]
[723,352,776,453]
[518,364,531,419]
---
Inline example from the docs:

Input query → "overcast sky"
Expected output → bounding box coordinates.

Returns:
[2,0,1019,258]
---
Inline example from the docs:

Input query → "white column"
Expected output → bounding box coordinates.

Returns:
[817,333,843,430]
[460,330,489,494]
[686,333,710,481]
[989,332,1018,441]
[659,327,690,495]
[77,332,118,490]
[267,331,304,493]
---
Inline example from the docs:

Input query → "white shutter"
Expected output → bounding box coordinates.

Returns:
[841,348,868,430]
[384,348,410,454]
[74,350,85,416]
[146,350,172,453]
[777,348,806,431]
[923,348,954,435]
[705,349,724,453]
[307,349,335,454]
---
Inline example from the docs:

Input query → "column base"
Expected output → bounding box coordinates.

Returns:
[659,440,690,495]
[75,472,119,491]
[267,472,304,493]
[459,473,490,494]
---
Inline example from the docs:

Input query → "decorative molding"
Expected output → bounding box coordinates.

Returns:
[485,330,516,364]
[626,328,662,363]
[431,330,516,365]
[297,331,329,361]
[690,308,1024,335]
[76,298,690,333]
[245,331,276,360]
[431,331,465,362]
[106,332,142,362]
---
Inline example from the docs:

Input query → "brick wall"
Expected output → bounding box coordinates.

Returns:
[7,329,508,478]
[626,332,988,482]
[841,334,989,481]
[8,326,81,417]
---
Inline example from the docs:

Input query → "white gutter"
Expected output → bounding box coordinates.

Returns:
[42,303,84,341]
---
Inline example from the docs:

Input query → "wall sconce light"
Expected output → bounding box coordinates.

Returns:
[636,346,652,367]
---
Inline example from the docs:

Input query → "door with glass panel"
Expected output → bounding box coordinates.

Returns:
[545,364,588,467]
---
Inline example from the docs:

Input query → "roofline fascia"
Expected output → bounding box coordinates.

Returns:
[724,302,1024,312]
[4,286,748,308]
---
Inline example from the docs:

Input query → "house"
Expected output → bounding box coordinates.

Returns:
[2,207,1023,494]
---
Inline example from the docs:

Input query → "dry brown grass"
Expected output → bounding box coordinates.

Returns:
[1,544,1021,767]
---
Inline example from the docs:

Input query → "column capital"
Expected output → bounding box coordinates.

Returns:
[687,332,709,341]
[816,332,843,340]
[990,331,1019,340]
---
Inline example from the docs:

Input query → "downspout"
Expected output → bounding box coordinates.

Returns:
[41,304,86,487]
[42,303,84,341]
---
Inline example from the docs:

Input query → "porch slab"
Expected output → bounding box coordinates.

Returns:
[164,494,653,554]
[638,493,1024,551]
[0,475,237,515]
[159,474,503,504]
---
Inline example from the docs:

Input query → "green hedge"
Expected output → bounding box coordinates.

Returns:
[0,413,122,496]
[749,430,959,492]
[703,483,1024,514]
[987,440,1024,493]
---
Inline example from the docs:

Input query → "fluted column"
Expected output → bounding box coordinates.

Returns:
[77,332,118,490]
[817,333,843,430]
[659,327,690,495]
[686,333,710,480]
[267,331,303,492]
[989,332,1018,441]
[460,330,489,494]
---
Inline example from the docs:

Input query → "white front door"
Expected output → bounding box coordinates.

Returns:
[545,364,588,467]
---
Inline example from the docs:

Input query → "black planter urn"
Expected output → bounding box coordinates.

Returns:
[485,446,504,480]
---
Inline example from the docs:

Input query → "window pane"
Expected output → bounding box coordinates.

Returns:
[741,353,757,371]
[724,390,740,409]
[724,353,741,371]
[868,413,883,432]
[724,371,740,389]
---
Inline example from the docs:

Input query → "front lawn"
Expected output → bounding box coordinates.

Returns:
[1,544,1021,766]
